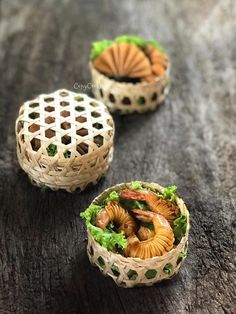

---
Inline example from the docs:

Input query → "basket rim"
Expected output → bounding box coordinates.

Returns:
[89,63,171,88]
[86,181,190,263]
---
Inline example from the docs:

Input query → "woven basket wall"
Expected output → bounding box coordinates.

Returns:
[86,182,190,288]
[90,63,170,114]
[15,89,114,192]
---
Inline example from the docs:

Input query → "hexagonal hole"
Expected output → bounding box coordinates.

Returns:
[97,256,105,267]
[63,150,71,158]
[122,97,131,105]
[29,102,39,108]
[77,142,88,155]
[151,92,157,101]
[45,129,55,138]
[17,121,24,133]
[177,251,187,265]
[74,96,84,102]
[45,106,54,112]
[163,263,173,274]
[31,138,41,151]
[145,269,157,279]
[75,105,85,112]
[60,91,69,97]
[76,116,87,123]
[76,128,88,137]
[61,122,71,130]
[99,88,103,97]
[91,111,101,118]
[137,96,146,105]
[29,112,39,119]
[60,101,69,107]
[45,116,55,124]
[44,97,54,103]
[90,101,99,107]
[46,144,57,156]
[61,135,71,145]
[109,93,116,103]
[89,245,94,256]
[111,264,120,277]
[29,123,40,133]
[61,110,70,117]
[93,122,103,130]
[127,269,138,280]
[94,135,103,147]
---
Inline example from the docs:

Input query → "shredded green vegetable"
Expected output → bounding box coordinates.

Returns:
[173,213,188,244]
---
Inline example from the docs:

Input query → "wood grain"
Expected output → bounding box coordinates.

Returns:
[0,0,235,313]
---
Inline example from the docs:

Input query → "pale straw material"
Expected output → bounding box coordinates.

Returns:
[86,182,190,288]
[15,89,114,192]
[90,63,170,114]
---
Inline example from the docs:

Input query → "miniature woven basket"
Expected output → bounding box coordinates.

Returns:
[86,182,190,288]
[15,89,114,192]
[90,63,170,114]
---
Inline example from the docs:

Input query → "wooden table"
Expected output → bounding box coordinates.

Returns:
[0,0,235,313]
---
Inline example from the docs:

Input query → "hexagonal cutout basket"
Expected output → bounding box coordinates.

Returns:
[90,63,170,114]
[15,89,114,192]
[84,182,190,288]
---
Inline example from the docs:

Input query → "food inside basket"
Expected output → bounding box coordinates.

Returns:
[80,182,188,259]
[90,35,169,83]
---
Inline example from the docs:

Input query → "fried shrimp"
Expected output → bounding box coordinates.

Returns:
[96,201,137,237]
[120,189,179,224]
[124,209,174,259]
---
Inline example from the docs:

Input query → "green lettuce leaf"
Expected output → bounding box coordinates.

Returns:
[173,213,187,244]
[115,35,145,47]
[90,39,113,60]
[130,181,143,190]
[160,185,177,203]
[104,191,119,203]
[80,204,127,251]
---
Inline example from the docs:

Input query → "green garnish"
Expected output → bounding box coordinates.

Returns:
[90,35,165,60]
[46,144,57,156]
[130,181,143,190]
[173,213,187,244]
[90,39,113,60]
[104,191,119,203]
[163,263,173,274]
[160,185,177,202]
[63,150,71,158]
[115,35,145,47]
[120,199,149,211]
[80,204,127,251]
[140,222,154,230]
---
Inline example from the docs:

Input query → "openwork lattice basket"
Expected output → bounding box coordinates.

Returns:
[90,63,170,114]
[86,182,190,288]
[15,89,114,192]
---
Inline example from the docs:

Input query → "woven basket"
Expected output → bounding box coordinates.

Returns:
[90,63,170,114]
[15,89,114,192]
[86,182,190,288]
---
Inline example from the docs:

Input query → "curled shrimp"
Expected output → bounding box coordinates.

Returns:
[96,201,137,237]
[120,189,179,224]
[124,209,174,259]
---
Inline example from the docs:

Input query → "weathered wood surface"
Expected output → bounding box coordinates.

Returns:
[0,0,236,313]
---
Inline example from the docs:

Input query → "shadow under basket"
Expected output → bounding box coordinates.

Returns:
[15,89,114,192]
[90,63,171,114]
[86,182,190,288]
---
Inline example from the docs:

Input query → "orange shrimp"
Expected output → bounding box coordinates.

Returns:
[96,201,137,237]
[124,209,174,259]
[120,189,179,224]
